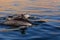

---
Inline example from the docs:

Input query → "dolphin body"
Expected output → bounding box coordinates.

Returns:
[0,14,46,34]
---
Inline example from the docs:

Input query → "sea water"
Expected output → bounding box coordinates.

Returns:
[0,12,60,40]
[0,0,60,40]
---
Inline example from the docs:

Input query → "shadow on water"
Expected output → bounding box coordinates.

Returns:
[0,13,60,40]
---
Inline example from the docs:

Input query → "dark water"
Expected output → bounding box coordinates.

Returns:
[0,12,60,40]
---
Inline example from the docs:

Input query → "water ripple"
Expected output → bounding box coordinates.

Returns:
[0,13,60,40]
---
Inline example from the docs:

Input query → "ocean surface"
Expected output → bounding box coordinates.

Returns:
[0,12,60,40]
[0,0,60,40]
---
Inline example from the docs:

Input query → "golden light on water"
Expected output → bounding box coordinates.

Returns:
[0,0,60,16]
[0,0,60,11]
